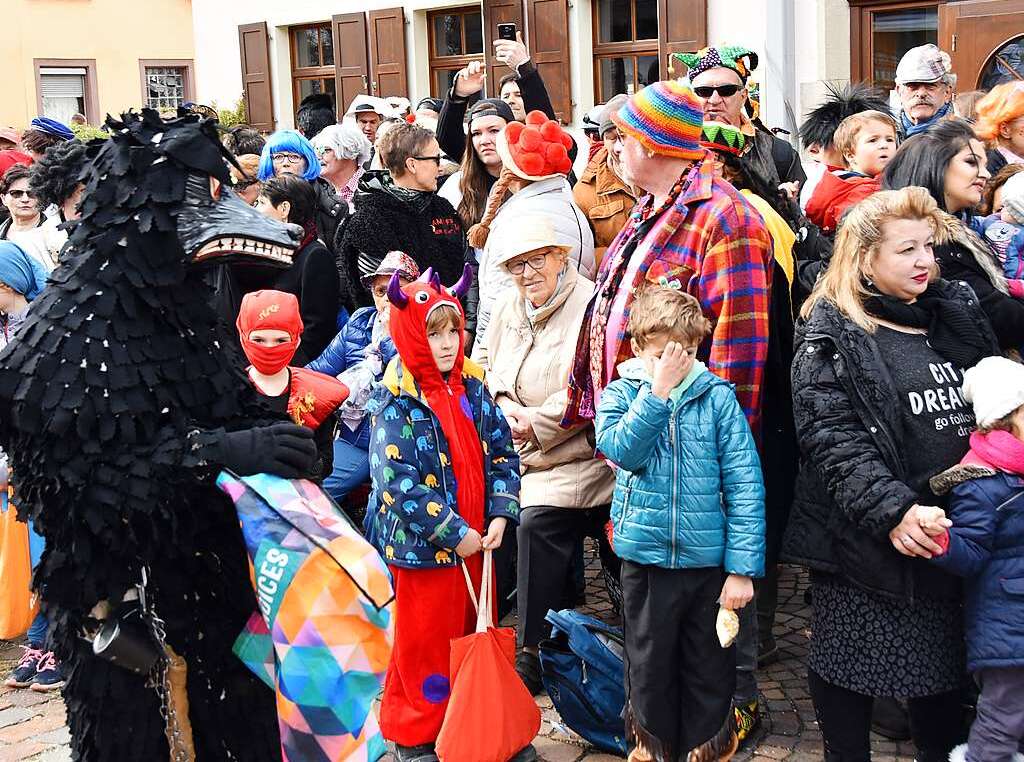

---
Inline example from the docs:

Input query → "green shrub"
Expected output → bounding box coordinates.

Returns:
[70,123,109,141]
[214,97,248,128]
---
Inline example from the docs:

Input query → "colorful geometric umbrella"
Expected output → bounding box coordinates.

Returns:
[217,471,395,762]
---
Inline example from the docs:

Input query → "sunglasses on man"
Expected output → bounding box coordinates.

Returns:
[693,84,743,99]
[5,189,35,199]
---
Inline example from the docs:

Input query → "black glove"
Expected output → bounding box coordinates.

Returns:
[201,423,317,479]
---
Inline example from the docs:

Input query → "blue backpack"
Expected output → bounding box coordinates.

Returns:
[538,609,627,755]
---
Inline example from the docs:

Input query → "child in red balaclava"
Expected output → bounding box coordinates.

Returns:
[365,265,525,761]
[236,289,349,481]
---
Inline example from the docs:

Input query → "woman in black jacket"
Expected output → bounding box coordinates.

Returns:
[337,122,466,309]
[883,118,1024,351]
[251,174,340,364]
[784,188,999,762]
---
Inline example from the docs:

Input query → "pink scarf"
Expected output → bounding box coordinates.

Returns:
[968,430,1024,477]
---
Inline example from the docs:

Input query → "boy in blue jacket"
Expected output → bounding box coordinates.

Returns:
[595,286,765,762]
[365,266,524,762]
[924,356,1024,762]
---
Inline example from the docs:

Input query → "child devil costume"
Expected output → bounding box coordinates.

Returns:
[364,266,522,745]
[0,110,323,760]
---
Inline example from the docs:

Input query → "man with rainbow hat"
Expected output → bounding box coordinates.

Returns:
[565,79,772,756]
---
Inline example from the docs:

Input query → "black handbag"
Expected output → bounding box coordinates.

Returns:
[91,569,162,675]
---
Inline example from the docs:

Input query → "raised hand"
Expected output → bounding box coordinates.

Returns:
[651,341,694,399]
[454,60,487,98]
[493,32,530,70]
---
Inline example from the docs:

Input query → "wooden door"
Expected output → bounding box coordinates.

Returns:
[238,22,275,131]
[482,0,526,97]
[940,0,1024,89]
[332,13,370,117]
[658,0,707,78]
[368,7,409,98]
[525,0,572,122]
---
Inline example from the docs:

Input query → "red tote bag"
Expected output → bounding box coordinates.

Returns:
[435,551,541,762]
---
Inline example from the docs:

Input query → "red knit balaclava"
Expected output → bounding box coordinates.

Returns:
[387,265,485,531]
[236,290,303,374]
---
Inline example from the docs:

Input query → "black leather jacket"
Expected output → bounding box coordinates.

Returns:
[783,279,998,601]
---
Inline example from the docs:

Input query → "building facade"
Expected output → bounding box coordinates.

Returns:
[191,0,1023,142]
[208,0,1024,144]
[193,0,845,137]
[0,0,196,130]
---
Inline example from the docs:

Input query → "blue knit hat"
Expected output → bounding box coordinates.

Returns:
[612,81,705,160]
[29,117,73,141]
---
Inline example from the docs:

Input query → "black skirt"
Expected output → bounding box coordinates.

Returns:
[808,577,965,698]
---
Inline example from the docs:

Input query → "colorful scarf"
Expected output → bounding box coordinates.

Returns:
[563,168,693,425]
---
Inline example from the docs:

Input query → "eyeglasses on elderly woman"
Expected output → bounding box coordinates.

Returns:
[271,152,306,166]
[505,251,552,276]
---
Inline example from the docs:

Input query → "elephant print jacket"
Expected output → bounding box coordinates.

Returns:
[364,356,521,568]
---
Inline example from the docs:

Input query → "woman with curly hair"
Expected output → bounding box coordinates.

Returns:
[257,129,348,258]
[786,187,999,761]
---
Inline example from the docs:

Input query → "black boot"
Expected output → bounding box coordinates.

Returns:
[394,744,439,762]
[871,696,911,741]
[515,650,543,696]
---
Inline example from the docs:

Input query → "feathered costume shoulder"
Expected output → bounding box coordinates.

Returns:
[0,109,300,761]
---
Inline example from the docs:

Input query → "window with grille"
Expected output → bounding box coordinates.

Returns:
[145,67,187,110]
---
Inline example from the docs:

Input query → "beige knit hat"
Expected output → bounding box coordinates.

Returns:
[491,215,572,268]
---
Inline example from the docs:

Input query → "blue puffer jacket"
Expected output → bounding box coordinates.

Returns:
[307,306,396,377]
[930,457,1024,672]
[595,360,765,576]
[364,357,521,569]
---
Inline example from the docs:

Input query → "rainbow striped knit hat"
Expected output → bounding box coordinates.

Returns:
[612,80,705,160]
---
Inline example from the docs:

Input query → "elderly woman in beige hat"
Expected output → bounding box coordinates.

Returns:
[476,214,615,696]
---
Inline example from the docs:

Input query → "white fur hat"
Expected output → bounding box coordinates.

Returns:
[1000,171,1024,226]
[962,356,1024,428]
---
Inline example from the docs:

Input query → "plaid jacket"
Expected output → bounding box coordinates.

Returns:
[564,154,773,439]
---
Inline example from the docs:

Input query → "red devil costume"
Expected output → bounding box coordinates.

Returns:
[364,265,522,750]
[236,290,349,479]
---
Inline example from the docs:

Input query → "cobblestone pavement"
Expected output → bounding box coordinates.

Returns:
[0,563,920,761]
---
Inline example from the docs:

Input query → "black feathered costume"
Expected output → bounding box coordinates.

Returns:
[0,110,319,761]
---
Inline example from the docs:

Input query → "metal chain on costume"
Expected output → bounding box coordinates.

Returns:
[140,569,190,762]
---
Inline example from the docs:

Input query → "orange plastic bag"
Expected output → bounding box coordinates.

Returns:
[435,551,541,762]
[0,501,38,638]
